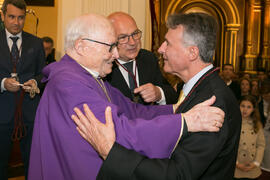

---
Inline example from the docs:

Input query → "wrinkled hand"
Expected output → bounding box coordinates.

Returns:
[182,96,225,132]
[72,104,115,160]
[134,83,161,103]
[23,79,36,92]
[4,78,20,92]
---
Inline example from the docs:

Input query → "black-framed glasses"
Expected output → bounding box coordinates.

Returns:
[82,38,118,52]
[118,30,142,44]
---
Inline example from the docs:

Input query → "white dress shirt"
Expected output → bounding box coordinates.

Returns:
[117,59,166,104]
[1,29,22,92]
[182,64,214,97]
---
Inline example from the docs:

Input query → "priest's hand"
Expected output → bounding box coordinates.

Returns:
[182,96,225,132]
[134,83,162,103]
[72,104,115,160]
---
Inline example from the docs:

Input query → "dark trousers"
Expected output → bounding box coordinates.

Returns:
[234,178,258,180]
[0,123,34,180]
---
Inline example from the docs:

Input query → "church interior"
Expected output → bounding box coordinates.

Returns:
[0,0,269,180]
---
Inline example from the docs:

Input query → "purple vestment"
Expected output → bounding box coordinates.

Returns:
[28,55,183,180]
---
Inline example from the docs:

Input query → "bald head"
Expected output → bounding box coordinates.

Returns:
[107,12,141,61]
[108,12,137,30]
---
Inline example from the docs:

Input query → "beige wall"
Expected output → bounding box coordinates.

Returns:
[24,0,58,49]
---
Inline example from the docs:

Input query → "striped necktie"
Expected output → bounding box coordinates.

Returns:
[123,61,135,90]
[10,36,19,65]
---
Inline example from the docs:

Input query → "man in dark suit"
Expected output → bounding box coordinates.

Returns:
[0,0,45,179]
[72,13,242,180]
[105,12,177,105]
[221,64,241,100]
[42,36,56,65]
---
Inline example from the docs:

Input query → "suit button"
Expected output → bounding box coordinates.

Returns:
[243,154,246,157]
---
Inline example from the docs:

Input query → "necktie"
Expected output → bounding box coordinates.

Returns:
[123,61,135,90]
[10,36,20,65]
[174,90,186,112]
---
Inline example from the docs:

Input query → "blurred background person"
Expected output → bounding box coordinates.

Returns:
[258,81,270,127]
[240,78,251,97]
[259,82,270,180]
[221,63,241,100]
[251,79,260,98]
[42,36,56,65]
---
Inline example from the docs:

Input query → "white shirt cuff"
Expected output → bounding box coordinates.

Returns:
[156,86,166,105]
[1,78,7,92]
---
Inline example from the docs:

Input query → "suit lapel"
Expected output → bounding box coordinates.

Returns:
[0,30,13,71]
[110,62,133,98]
[136,51,147,86]
[176,67,217,113]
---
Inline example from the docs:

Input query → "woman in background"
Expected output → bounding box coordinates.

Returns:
[240,78,251,97]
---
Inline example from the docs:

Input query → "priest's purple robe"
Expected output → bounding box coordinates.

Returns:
[28,54,184,180]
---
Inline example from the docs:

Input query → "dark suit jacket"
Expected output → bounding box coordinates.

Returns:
[0,29,45,125]
[258,98,266,127]
[105,49,177,105]
[97,67,242,180]
[228,80,241,100]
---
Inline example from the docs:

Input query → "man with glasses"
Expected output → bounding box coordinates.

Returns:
[106,12,178,105]
[28,13,225,180]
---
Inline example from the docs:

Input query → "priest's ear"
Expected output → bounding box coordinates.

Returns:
[74,39,89,56]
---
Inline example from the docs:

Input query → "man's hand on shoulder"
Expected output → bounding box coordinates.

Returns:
[182,96,225,132]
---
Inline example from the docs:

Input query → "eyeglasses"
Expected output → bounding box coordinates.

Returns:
[82,38,118,52]
[117,30,142,44]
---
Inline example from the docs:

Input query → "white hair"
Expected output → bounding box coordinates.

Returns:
[64,14,113,51]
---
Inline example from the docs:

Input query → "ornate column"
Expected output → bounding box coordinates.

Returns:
[224,24,240,70]
[259,0,270,71]
[242,0,262,72]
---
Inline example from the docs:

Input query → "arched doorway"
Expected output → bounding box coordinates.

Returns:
[157,0,241,71]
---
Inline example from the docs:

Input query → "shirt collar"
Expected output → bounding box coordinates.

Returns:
[78,63,100,78]
[183,64,214,96]
[5,29,22,39]
[117,58,135,65]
